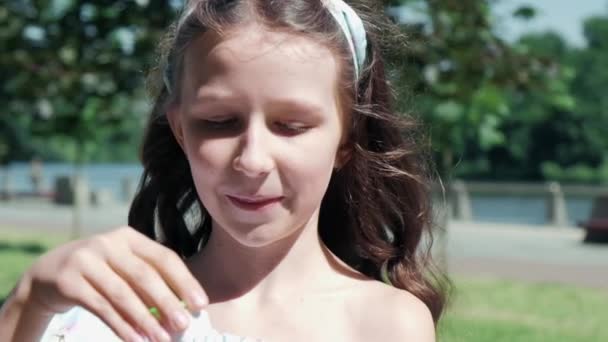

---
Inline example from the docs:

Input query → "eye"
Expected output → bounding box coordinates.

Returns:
[274,121,311,135]
[199,117,240,130]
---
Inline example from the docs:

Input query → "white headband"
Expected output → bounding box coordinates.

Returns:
[324,0,368,79]
[164,0,368,93]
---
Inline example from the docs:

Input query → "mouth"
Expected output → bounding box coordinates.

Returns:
[226,195,284,211]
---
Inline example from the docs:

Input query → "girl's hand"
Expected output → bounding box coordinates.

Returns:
[22,226,208,342]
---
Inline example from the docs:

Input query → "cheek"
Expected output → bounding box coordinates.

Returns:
[183,134,236,191]
[290,150,334,183]
[282,136,339,201]
[183,126,235,165]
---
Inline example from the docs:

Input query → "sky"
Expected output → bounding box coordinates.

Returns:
[389,0,608,47]
[494,0,608,46]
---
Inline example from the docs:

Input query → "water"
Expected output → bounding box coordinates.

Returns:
[471,195,593,227]
[1,162,596,226]
[3,162,143,200]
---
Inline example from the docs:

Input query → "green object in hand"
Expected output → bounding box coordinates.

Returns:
[149,301,187,320]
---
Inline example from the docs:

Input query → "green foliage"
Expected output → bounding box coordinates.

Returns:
[1,0,607,183]
[583,16,608,49]
[1,0,179,163]
[490,18,608,183]
[0,115,36,165]
[542,162,595,184]
[512,6,536,21]
[390,0,572,178]
[387,1,608,183]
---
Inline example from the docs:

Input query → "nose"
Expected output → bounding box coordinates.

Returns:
[233,122,274,178]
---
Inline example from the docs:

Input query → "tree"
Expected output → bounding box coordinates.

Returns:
[1,0,179,164]
[384,0,574,181]
[1,0,184,236]
[482,32,576,180]
[498,19,608,184]
[554,16,608,183]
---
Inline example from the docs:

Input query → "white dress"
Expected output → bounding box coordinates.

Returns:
[39,306,262,342]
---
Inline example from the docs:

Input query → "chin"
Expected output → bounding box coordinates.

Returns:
[223,220,302,248]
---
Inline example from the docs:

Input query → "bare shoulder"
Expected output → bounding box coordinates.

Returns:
[351,281,436,342]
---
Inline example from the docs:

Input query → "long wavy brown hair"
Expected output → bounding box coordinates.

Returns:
[128,0,448,322]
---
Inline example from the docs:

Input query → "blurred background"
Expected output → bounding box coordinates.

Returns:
[1,0,608,341]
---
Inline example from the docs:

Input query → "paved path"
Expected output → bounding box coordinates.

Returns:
[0,201,129,235]
[446,221,608,289]
[1,201,607,288]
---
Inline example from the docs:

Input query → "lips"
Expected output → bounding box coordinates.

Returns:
[226,194,284,211]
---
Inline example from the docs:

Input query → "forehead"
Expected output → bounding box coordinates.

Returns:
[181,24,341,110]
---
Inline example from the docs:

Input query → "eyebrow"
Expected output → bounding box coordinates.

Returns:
[269,99,324,117]
[193,90,325,116]
[194,89,241,105]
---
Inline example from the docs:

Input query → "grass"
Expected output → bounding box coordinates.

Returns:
[438,277,608,341]
[0,228,68,305]
[1,228,607,341]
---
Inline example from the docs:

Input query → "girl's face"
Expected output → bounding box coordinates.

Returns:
[169,24,348,247]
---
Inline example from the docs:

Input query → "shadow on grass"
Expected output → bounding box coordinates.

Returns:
[0,241,46,254]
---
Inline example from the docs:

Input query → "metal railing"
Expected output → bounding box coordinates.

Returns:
[447,180,608,226]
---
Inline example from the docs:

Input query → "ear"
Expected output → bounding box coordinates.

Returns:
[334,119,353,169]
[334,142,352,170]
[166,103,186,152]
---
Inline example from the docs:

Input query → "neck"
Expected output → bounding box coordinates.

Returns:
[188,211,344,304]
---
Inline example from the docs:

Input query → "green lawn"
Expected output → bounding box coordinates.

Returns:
[438,277,608,341]
[1,228,607,341]
[0,228,68,305]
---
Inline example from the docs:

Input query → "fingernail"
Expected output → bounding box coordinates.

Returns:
[172,310,189,330]
[191,292,208,308]
[129,332,146,342]
[135,328,150,341]
[154,326,171,342]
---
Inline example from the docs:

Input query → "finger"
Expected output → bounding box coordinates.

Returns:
[81,260,172,342]
[109,253,191,332]
[126,232,208,311]
[67,276,147,342]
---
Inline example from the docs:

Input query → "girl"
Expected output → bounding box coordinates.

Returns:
[0,0,447,341]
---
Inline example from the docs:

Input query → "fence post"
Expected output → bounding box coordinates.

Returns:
[546,182,568,227]
[452,180,473,221]
[121,176,136,203]
[71,174,90,238]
